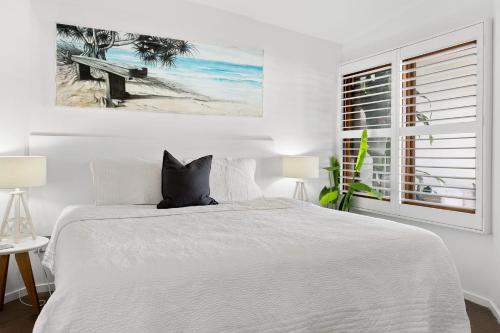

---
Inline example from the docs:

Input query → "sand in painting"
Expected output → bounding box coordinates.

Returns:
[55,64,259,116]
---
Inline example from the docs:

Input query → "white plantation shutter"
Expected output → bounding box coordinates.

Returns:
[339,23,491,232]
[342,136,392,200]
[342,64,392,131]
[400,41,478,215]
[400,134,477,212]
[339,51,396,212]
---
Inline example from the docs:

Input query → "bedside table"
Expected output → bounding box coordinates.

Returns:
[0,236,49,314]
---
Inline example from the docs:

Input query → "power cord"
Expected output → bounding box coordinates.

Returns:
[37,246,53,297]
[18,289,47,307]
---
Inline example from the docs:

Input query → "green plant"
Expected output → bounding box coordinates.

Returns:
[56,24,196,66]
[319,156,340,208]
[319,129,384,211]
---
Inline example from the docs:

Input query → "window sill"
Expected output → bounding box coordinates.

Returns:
[351,206,489,234]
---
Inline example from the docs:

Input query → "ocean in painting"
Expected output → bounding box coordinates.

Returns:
[106,47,263,107]
[55,24,263,117]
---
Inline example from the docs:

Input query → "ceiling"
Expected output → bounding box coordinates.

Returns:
[185,0,424,44]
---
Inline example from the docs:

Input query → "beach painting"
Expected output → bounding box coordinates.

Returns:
[55,24,263,117]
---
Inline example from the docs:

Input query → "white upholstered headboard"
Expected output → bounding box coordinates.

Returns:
[28,132,279,235]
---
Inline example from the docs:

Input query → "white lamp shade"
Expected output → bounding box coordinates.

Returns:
[0,156,47,188]
[282,156,319,179]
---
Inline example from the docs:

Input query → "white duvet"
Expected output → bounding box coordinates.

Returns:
[34,198,469,333]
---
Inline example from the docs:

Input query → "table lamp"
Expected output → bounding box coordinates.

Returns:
[0,156,46,243]
[282,156,319,201]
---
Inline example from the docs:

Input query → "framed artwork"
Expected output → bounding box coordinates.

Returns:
[56,24,263,117]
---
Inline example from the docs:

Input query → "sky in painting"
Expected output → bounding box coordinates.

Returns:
[190,43,263,67]
[117,40,263,67]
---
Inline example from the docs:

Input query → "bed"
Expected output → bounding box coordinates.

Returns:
[28,134,469,332]
[33,198,469,332]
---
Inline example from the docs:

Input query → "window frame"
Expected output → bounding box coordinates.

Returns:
[337,22,492,233]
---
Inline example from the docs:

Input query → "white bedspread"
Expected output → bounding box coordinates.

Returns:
[34,198,469,333]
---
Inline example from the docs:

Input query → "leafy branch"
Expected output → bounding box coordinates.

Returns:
[319,129,383,211]
[56,24,196,67]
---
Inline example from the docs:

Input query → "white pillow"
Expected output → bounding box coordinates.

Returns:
[194,158,263,202]
[90,159,162,205]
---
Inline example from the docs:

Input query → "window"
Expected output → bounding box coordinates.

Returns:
[338,23,491,232]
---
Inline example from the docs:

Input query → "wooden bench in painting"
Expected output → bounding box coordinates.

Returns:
[71,55,148,100]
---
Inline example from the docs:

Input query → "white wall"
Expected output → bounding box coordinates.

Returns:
[342,0,500,319]
[1,0,340,298]
[0,0,38,307]
[342,0,494,61]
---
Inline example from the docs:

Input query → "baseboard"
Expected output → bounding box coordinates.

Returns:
[464,290,500,323]
[4,283,55,304]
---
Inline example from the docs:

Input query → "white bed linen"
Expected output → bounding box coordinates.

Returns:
[35,198,469,333]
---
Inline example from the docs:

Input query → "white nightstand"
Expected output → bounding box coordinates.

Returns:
[0,236,49,314]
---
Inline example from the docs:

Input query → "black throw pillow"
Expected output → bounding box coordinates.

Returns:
[157,150,218,209]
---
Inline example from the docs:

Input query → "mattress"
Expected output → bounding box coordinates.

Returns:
[34,198,469,332]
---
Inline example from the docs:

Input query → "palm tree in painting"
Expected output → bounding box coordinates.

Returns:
[56,24,196,67]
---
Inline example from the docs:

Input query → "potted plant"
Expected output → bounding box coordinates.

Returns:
[319,129,383,211]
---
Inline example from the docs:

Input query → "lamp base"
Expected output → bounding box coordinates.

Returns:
[0,189,36,243]
[292,180,308,201]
